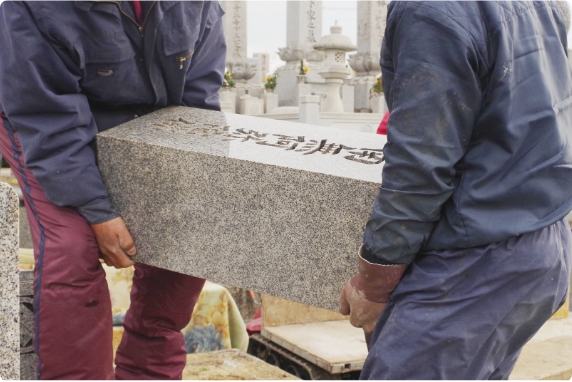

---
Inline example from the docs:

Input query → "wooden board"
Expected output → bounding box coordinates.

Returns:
[261,321,368,374]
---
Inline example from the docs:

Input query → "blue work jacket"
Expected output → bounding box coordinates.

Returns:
[363,1,572,264]
[0,1,226,224]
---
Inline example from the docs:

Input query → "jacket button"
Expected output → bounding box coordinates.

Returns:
[133,114,139,119]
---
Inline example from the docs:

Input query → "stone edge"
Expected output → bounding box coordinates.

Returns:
[0,182,20,380]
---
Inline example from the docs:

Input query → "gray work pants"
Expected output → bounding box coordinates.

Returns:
[361,218,571,380]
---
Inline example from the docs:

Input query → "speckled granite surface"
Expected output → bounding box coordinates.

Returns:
[0,182,20,379]
[97,107,387,311]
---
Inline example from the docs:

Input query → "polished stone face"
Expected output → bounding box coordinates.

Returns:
[97,107,387,311]
[0,183,20,380]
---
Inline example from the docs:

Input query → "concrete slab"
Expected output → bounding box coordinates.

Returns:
[510,336,572,380]
[261,320,368,374]
[510,317,572,380]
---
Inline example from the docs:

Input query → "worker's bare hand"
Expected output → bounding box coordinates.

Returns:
[339,275,386,335]
[91,217,136,269]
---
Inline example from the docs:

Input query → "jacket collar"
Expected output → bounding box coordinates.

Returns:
[74,1,178,15]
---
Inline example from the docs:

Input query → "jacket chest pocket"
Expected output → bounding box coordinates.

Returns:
[162,24,200,71]
[75,32,147,104]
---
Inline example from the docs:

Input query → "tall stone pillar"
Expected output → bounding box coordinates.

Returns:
[275,1,325,107]
[348,1,388,112]
[219,1,256,84]
[248,53,270,86]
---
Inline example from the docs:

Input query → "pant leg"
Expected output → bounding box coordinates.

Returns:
[114,263,205,380]
[0,120,114,380]
[360,219,571,380]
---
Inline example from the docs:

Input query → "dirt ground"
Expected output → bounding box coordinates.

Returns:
[182,349,298,380]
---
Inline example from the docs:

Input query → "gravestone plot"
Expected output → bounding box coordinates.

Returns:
[0,182,20,380]
[97,107,387,311]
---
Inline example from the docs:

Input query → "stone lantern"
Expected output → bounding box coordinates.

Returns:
[313,23,357,113]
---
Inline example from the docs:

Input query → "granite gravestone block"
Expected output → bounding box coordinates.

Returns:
[97,107,386,311]
[0,182,20,380]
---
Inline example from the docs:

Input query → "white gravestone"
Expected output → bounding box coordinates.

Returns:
[349,1,388,112]
[220,1,256,84]
[276,1,325,107]
[249,53,270,86]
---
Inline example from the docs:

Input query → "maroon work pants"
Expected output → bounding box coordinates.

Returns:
[0,119,205,379]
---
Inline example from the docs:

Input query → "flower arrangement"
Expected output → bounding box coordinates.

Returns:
[370,76,383,97]
[222,71,235,88]
[299,59,309,76]
[264,71,278,90]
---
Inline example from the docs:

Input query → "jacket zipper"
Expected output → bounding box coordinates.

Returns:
[94,0,157,37]
[137,1,157,36]
[176,52,194,70]
[91,1,189,70]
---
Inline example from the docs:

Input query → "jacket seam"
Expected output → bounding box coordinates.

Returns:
[417,3,480,47]
[487,1,546,37]
[455,171,472,247]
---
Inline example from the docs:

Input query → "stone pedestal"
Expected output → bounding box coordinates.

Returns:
[97,107,387,311]
[246,86,265,99]
[219,89,236,114]
[263,92,279,114]
[371,95,388,115]
[0,182,20,380]
[239,95,264,116]
[294,81,312,110]
[350,76,377,113]
[319,74,347,113]
[342,84,355,113]
[299,95,320,125]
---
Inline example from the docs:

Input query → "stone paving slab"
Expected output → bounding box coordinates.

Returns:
[510,317,572,380]
[97,107,387,311]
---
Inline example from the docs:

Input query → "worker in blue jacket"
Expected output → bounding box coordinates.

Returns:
[0,1,225,379]
[339,1,572,379]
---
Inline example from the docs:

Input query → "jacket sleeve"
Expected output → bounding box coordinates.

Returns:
[182,1,226,111]
[0,2,118,224]
[362,2,482,265]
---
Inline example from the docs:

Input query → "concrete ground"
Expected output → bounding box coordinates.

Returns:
[510,317,572,380]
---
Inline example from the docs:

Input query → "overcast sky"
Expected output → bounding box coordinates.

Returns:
[247,1,358,73]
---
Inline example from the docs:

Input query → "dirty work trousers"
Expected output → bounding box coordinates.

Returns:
[361,218,571,380]
[0,118,205,380]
